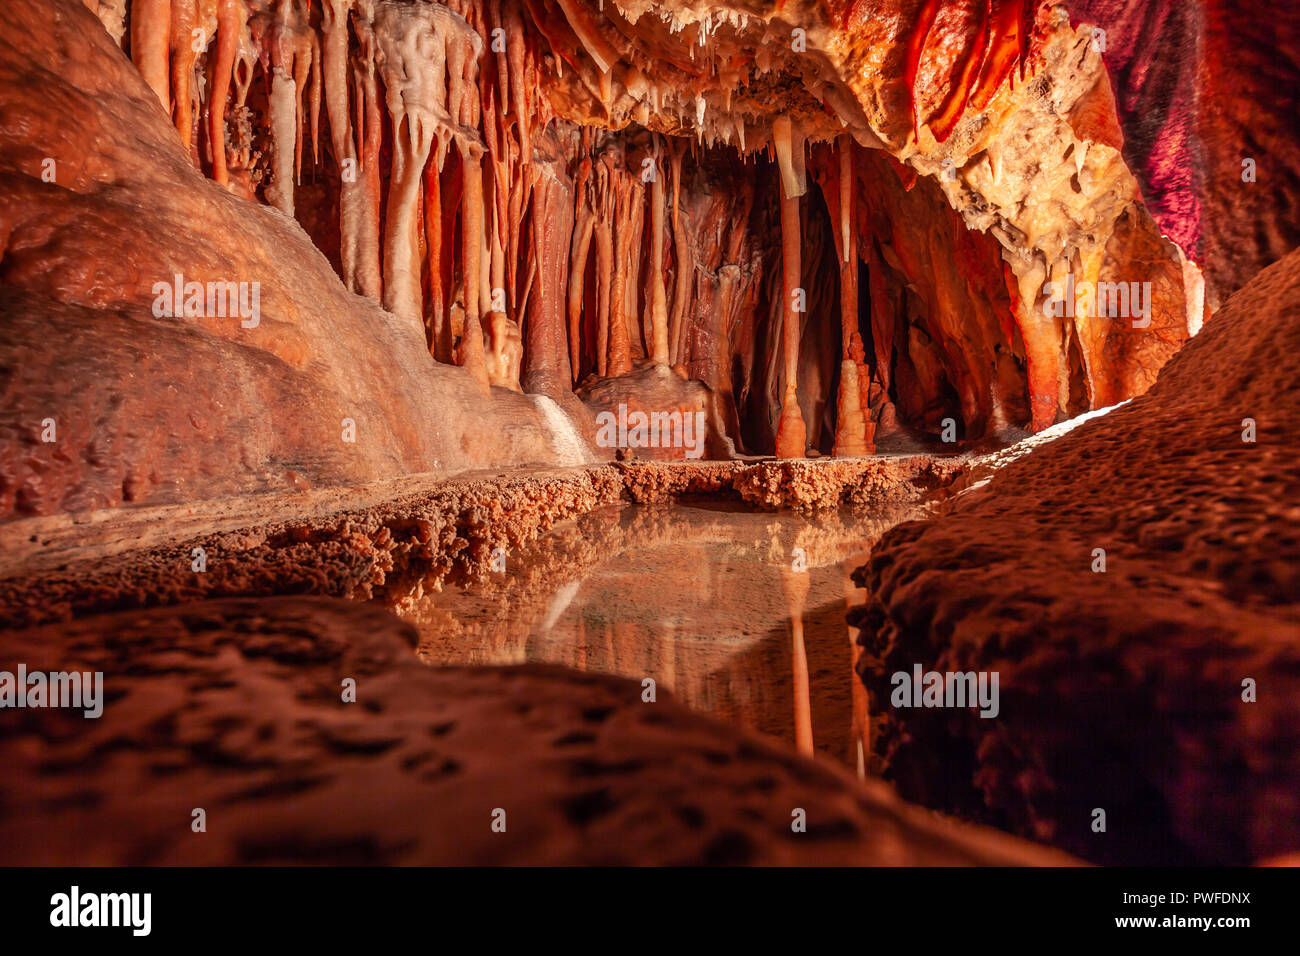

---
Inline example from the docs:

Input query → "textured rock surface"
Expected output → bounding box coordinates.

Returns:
[0,0,593,522]
[0,594,1078,865]
[850,247,1300,865]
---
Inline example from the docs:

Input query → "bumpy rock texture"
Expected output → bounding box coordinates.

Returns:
[851,247,1300,865]
[0,594,1077,864]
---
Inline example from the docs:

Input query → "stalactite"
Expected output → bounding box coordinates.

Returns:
[266,1,301,217]
[354,19,385,300]
[647,137,670,366]
[522,163,575,397]
[132,0,172,112]
[424,154,450,361]
[292,33,312,184]
[568,159,595,383]
[168,0,202,153]
[268,65,298,216]
[773,116,807,459]
[459,143,492,394]
[209,0,241,186]
[593,155,614,377]
[375,0,459,329]
[668,139,692,368]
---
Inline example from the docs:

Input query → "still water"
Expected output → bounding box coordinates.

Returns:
[399,499,918,772]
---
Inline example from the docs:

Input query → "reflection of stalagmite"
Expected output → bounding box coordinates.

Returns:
[781,562,814,756]
[773,117,807,459]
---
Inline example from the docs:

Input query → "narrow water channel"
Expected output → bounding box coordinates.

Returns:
[399,499,921,772]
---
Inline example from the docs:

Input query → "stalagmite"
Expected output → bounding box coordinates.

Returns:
[668,140,692,367]
[773,116,807,459]
[131,0,171,112]
[833,138,870,457]
[648,138,670,366]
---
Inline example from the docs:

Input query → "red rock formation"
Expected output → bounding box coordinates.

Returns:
[851,246,1300,865]
[0,0,592,520]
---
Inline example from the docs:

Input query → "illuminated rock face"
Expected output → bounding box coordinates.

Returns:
[7,0,1292,517]
[0,0,594,520]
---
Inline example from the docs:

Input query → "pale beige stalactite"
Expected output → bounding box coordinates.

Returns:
[375,0,449,329]
[773,116,807,459]
[648,137,670,366]
[265,0,303,218]
[132,0,172,112]
[322,0,359,287]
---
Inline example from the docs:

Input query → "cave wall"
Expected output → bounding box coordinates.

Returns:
[1069,0,1300,309]
[5,0,1251,509]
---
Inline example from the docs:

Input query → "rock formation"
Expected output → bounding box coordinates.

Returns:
[851,247,1300,865]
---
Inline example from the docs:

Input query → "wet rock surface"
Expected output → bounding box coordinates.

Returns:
[851,248,1300,865]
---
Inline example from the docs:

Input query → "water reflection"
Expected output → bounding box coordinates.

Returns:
[399,498,918,771]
